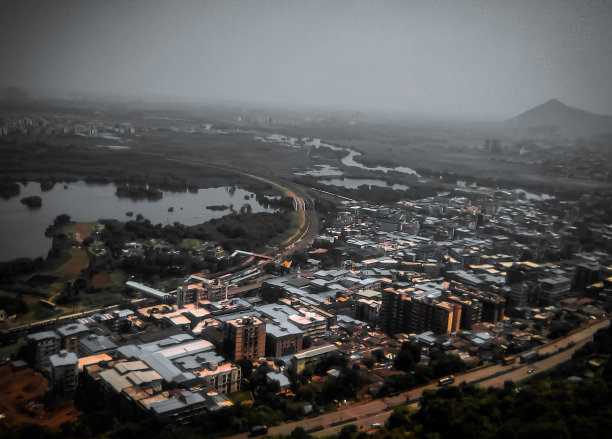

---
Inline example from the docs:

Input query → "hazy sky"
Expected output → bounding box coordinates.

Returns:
[1,0,611,118]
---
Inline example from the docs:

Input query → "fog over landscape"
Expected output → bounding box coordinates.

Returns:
[1,0,612,118]
[2,2,612,439]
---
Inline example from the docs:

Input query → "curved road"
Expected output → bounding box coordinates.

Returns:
[225,318,609,438]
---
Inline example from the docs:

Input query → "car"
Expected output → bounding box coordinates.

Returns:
[250,426,268,436]
[527,368,534,374]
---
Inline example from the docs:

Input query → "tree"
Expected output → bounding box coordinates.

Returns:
[302,336,313,350]
[394,349,416,372]
[237,358,254,379]
[291,426,312,439]
[387,405,413,430]
[54,213,71,226]
[338,425,359,439]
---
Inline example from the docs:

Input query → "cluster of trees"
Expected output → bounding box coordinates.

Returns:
[0,180,20,199]
[118,250,208,282]
[101,210,290,257]
[388,370,612,439]
[44,214,72,237]
[0,257,46,284]
[115,184,163,200]
[254,193,295,210]
[0,295,28,316]
[378,342,465,397]
[20,195,42,208]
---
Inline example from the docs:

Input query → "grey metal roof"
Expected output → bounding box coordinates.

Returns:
[79,334,117,353]
[49,350,78,367]
[293,344,338,360]
[266,371,290,388]
[149,391,205,415]
[126,281,171,300]
[99,369,131,393]
[26,330,59,342]
[56,323,89,337]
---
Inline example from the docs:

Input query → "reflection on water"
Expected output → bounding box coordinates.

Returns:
[0,182,277,261]
[256,135,420,176]
[319,178,409,190]
[339,149,419,176]
[296,165,343,176]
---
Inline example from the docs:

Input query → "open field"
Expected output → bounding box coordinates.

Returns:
[63,222,96,243]
[0,365,81,430]
[91,270,123,289]
[57,247,89,278]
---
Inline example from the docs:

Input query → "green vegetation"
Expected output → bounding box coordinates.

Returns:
[20,195,42,208]
[227,390,254,405]
[377,342,465,398]
[1,193,294,325]
[102,210,290,259]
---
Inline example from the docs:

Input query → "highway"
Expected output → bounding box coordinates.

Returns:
[223,318,609,439]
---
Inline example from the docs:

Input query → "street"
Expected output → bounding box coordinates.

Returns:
[223,318,609,439]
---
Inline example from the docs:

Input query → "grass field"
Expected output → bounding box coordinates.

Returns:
[78,291,124,309]
[63,222,96,243]
[57,247,89,278]
[91,270,123,289]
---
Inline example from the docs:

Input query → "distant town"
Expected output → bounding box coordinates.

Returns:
[2,151,610,435]
[0,88,611,439]
[3,1,612,437]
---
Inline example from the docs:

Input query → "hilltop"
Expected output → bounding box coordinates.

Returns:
[508,98,612,138]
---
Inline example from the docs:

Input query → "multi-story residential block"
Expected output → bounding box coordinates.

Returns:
[538,276,572,304]
[56,323,90,355]
[224,316,266,361]
[26,330,60,368]
[49,349,79,395]
[448,281,505,324]
[444,294,483,329]
[380,290,461,335]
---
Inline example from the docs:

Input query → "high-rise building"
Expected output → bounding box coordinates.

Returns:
[448,281,505,324]
[538,276,572,304]
[444,294,483,329]
[380,289,461,335]
[573,263,601,291]
[380,289,412,335]
[224,316,266,361]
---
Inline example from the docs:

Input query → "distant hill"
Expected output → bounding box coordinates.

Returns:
[508,99,612,138]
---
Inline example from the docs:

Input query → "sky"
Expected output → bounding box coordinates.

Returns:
[1,0,611,118]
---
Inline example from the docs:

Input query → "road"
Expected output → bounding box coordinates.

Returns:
[163,155,318,257]
[224,318,609,439]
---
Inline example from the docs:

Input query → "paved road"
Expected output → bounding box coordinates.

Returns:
[224,318,609,439]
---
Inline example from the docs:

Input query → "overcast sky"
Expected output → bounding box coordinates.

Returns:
[1,0,611,118]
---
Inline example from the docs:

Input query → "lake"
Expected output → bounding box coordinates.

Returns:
[0,182,278,261]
